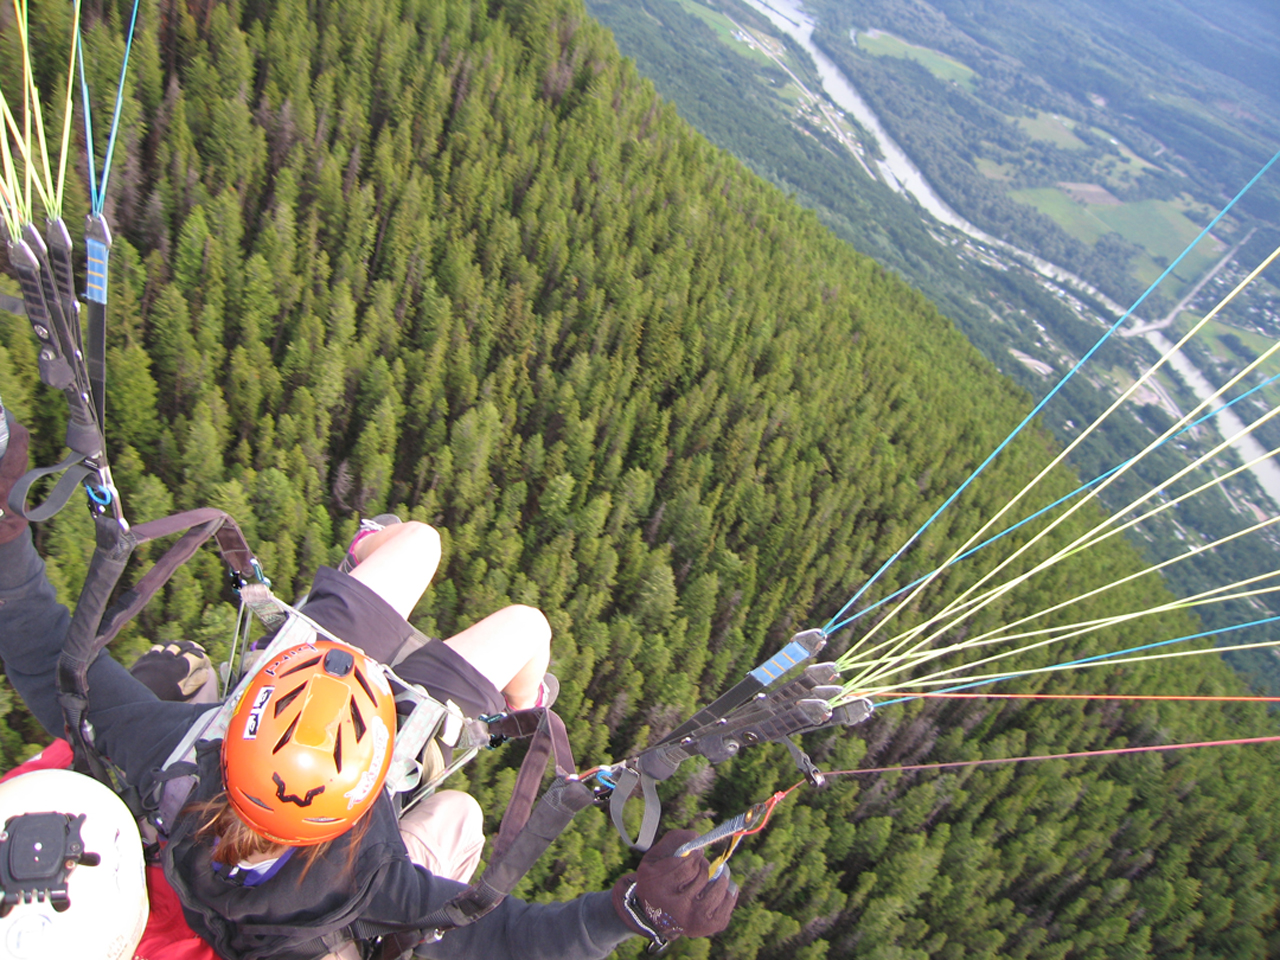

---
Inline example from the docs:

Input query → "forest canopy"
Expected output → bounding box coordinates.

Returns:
[1,0,1278,957]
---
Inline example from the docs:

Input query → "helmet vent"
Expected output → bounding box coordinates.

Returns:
[350,696,367,741]
[333,727,343,773]
[243,792,272,811]
[353,666,377,705]
[273,714,301,754]
[280,655,323,678]
[273,683,306,717]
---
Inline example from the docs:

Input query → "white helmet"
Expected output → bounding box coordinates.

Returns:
[0,768,148,960]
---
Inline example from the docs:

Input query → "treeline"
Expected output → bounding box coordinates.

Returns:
[1,0,1279,957]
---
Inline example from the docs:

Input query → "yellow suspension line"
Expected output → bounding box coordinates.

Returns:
[844,509,1280,700]
[838,243,1280,677]
[861,636,1280,699]
[54,0,84,215]
[846,577,1280,697]
[870,431,1280,674]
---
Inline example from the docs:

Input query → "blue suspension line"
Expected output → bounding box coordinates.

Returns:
[825,370,1280,636]
[76,34,97,209]
[873,611,1280,708]
[823,147,1280,637]
[80,0,142,216]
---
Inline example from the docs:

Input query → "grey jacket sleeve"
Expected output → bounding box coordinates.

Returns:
[414,891,636,960]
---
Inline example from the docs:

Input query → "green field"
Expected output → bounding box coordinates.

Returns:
[1092,200,1221,284]
[1013,111,1088,149]
[669,0,774,67]
[1009,189,1222,296]
[1171,313,1280,407]
[854,28,977,89]
[1008,187,1113,243]
[975,157,1014,180]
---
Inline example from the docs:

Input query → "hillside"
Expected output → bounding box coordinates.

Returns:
[586,0,1280,695]
[1,0,1279,957]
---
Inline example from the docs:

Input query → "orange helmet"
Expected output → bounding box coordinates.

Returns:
[222,639,397,845]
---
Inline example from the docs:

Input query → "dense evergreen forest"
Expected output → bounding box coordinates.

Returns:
[2,0,1279,956]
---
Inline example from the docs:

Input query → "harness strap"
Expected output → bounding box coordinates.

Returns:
[10,453,96,521]
[415,708,595,937]
[608,766,664,851]
[57,509,261,800]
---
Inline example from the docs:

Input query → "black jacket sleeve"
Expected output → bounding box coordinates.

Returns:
[347,800,638,960]
[415,891,635,960]
[0,527,215,787]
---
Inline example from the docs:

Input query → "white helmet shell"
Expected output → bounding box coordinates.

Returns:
[0,768,148,960]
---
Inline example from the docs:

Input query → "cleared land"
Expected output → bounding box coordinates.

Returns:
[1058,182,1121,206]
[670,0,775,66]
[854,28,977,89]
[1013,111,1088,149]
[1008,188,1221,297]
[1008,186,1113,244]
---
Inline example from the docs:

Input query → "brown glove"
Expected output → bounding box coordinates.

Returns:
[612,829,739,950]
[130,641,217,702]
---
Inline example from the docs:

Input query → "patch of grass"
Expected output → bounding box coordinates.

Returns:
[1093,200,1220,277]
[1130,252,1167,293]
[976,157,1014,180]
[1009,187,1112,244]
[1012,111,1088,150]
[1088,128,1159,172]
[1178,314,1280,372]
[854,28,977,90]
[668,0,774,67]
[1009,190,1225,299]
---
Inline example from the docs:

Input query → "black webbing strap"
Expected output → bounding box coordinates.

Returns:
[7,452,96,522]
[0,291,26,315]
[411,708,595,941]
[609,766,664,852]
[56,508,260,799]
[89,508,258,651]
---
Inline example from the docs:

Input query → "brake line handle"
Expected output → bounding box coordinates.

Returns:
[674,803,766,859]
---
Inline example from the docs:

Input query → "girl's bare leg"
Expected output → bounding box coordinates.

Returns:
[348,522,442,620]
[444,605,551,709]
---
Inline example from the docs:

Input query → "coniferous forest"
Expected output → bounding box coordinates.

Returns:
[1,0,1279,957]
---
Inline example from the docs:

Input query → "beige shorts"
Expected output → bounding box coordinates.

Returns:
[325,790,485,960]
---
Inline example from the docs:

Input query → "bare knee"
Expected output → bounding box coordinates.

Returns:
[394,521,440,555]
[505,604,551,654]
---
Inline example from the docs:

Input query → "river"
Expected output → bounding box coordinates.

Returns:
[743,0,1280,509]
[741,0,1129,318]
[1145,332,1280,504]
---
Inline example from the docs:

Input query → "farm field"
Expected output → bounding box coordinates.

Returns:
[1013,111,1088,149]
[1008,186,1113,244]
[1009,188,1222,298]
[853,28,976,89]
